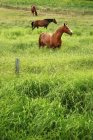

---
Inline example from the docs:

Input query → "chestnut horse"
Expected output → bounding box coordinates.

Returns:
[39,23,73,49]
[31,5,38,16]
[31,19,57,30]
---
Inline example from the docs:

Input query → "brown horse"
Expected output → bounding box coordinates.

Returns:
[31,19,57,30]
[31,5,38,16]
[39,23,73,49]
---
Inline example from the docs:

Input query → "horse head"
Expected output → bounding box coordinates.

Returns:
[53,19,57,24]
[63,23,73,35]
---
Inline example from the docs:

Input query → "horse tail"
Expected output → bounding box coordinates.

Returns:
[31,21,34,29]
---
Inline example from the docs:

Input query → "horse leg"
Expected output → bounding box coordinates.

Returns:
[31,22,33,29]
[32,25,35,30]
[31,21,36,30]
[32,24,35,30]
[32,11,34,16]
[58,45,61,49]
[46,25,48,29]
[32,27,36,30]
[44,25,47,29]
[35,10,38,16]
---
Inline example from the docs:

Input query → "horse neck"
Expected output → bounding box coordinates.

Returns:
[52,26,64,39]
[45,19,53,23]
[49,19,54,23]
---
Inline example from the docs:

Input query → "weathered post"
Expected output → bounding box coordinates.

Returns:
[15,58,20,74]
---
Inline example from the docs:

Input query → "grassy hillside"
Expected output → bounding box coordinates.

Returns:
[0,0,93,10]
[0,0,93,139]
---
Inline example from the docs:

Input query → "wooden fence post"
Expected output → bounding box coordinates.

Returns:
[15,58,20,74]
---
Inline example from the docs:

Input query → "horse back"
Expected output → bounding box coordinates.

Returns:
[36,20,49,27]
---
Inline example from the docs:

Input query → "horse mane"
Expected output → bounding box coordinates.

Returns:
[54,26,63,34]
[44,19,54,22]
[52,26,64,38]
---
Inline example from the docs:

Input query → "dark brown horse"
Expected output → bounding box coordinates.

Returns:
[39,23,73,49]
[31,19,57,30]
[31,5,38,16]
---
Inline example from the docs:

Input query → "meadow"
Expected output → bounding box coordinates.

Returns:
[0,0,93,139]
[0,0,93,10]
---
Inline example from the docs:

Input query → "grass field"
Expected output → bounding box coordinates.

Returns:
[0,0,93,140]
[0,0,93,10]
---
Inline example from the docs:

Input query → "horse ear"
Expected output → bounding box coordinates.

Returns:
[64,23,66,26]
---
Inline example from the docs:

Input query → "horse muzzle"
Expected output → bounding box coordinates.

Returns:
[69,31,73,36]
